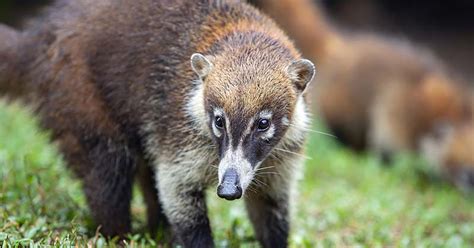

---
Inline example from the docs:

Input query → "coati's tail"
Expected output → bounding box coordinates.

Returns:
[0,24,22,98]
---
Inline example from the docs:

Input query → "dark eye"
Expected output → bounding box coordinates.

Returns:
[257,119,270,131]
[215,116,224,129]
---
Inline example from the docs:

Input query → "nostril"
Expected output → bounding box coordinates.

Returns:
[217,168,242,200]
[217,184,242,200]
[235,185,242,196]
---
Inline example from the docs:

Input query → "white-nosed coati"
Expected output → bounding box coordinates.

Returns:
[0,0,315,247]
[249,0,474,191]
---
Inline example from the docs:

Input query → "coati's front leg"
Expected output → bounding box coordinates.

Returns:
[137,162,169,236]
[156,164,214,247]
[78,137,136,237]
[245,176,292,248]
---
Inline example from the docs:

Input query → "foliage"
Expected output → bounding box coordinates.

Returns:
[0,101,473,247]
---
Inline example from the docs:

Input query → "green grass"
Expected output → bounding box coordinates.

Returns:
[0,100,473,247]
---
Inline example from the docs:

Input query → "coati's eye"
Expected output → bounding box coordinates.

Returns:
[257,119,270,131]
[215,116,224,129]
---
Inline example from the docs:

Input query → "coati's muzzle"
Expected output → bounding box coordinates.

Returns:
[216,146,255,201]
[217,168,242,200]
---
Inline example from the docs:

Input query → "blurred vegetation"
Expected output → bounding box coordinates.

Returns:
[1,1,473,247]
[1,101,473,247]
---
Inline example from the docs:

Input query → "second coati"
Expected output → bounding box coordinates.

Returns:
[422,121,474,192]
[250,0,474,190]
[0,0,315,247]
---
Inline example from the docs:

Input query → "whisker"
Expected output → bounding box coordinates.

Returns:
[252,178,269,188]
[288,124,337,138]
[249,179,262,188]
[254,165,276,172]
[273,147,312,160]
[256,171,279,176]
[246,184,259,195]
[268,153,285,164]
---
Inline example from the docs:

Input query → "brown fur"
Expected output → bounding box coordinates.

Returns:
[443,124,474,178]
[250,0,474,190]
[0,24,22,97]
[422,97,474,191]
[249,0,335,60]
[0,0,312,246]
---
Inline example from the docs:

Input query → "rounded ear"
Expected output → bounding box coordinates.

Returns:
[191,53,213,78]
[287,59,316,93]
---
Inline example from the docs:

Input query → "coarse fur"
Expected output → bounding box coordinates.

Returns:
[320,35,474,190]
[0,0,315,247]
[250,0,474,191]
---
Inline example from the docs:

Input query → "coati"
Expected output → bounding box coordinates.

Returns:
[249,0,474,190]
[318,34,474,190]
[422,120,474,192]
[0,0,316,247]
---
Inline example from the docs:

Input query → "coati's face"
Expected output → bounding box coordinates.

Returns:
[421,123,474,192]
[190,53,315,200]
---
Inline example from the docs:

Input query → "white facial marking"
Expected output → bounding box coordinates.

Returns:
[242,116,256,141]
[280,96,311,146]
[224,112,232,143]
[213,108,224,117]
[218,145,254,194]
[259,110,273,120]
[212,108,233,144]
[282,116,290,126]
[258,110,275,141]
[185,81,207,134]
[261,124,275,141]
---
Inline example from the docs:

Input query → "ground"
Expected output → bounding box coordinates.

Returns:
[0,101,473,247]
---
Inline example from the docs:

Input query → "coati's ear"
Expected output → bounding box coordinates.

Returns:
[287,59,316,93]
[191,53,213,78]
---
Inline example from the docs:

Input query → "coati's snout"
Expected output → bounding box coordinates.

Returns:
[216,147,255,200]
[217,168,242,200]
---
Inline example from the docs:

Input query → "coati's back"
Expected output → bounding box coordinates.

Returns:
[0,0,282,137]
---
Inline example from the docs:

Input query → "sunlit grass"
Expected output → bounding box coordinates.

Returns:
[0,101,473,247]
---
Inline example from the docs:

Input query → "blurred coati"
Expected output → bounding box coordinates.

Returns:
[316,34,474,191]
[422,120,474,192]
[0,0,316,247]
[249,0,474,190]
